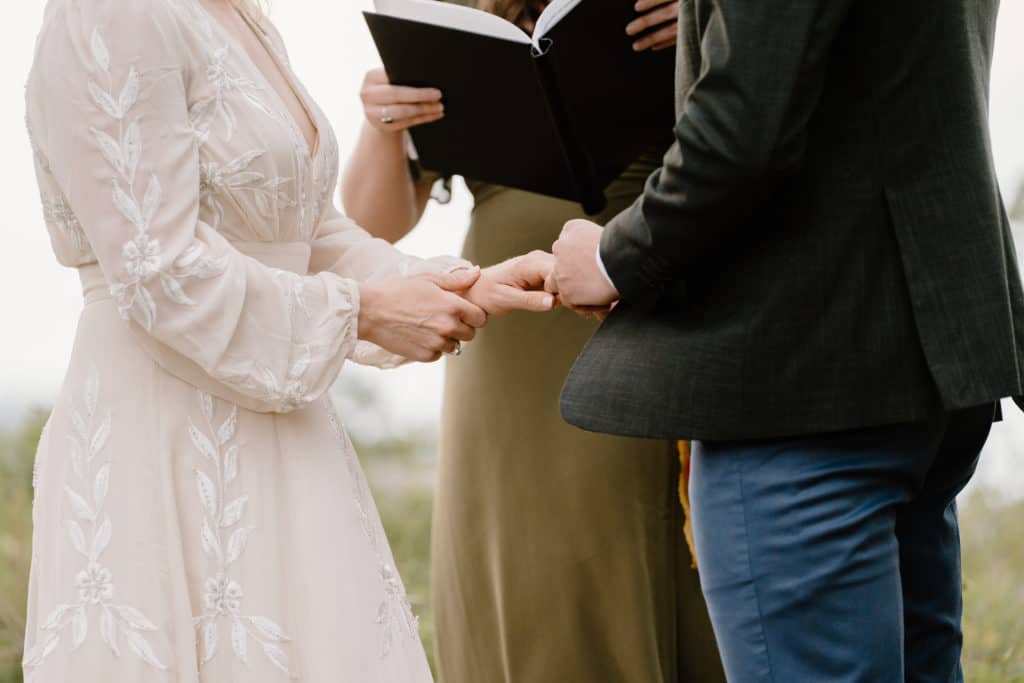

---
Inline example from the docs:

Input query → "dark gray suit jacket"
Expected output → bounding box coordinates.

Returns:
[561,0,1024,440]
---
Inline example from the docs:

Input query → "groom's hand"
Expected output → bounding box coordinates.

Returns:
[549,219,620,308]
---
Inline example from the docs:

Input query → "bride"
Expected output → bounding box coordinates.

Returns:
[21,0,554,679]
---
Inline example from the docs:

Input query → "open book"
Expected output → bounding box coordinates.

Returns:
[365,0,676,214]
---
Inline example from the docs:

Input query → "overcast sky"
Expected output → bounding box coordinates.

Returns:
[2,1,1022,495]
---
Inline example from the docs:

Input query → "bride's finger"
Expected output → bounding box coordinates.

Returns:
[446,321,477,342]
[361,83,443,106]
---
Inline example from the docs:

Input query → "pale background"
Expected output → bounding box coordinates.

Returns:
[1,0,1022,497]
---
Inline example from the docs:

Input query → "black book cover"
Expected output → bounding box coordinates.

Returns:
[364,2,675,213]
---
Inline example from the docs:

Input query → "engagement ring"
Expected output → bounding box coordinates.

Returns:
[447,341,463,357]
[380,108,395,125]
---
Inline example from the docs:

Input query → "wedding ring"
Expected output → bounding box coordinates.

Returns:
[446,341,463,357]
[380,108,395,125]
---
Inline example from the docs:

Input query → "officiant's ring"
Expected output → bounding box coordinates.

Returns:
[380,108,395,125]
[446,341,463,357]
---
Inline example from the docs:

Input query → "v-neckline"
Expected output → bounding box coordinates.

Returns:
[197,1,321,162]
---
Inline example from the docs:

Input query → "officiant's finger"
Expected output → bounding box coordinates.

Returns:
[401,112,447,130]
[362,84,444,106]
[369,103,444,123]
[634,23,679,52]
[627,2,679,41]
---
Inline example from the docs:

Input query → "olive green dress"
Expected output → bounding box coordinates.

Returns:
[430,158,725,683]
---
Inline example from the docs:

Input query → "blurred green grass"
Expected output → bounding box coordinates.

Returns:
[2,408,1022,681]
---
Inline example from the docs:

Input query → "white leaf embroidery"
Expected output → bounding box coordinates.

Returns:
[118,67,140,118]
[90,29,110,73]
[223,445,239,484]
[249,616,289,643]
[69,437,84,479]
[71,410,89,443]
[195,470,219,519]
[23,632,60,668]
[115,605,158,631]
[88,82,121,119]
[41,605,72,631]
[225,526,250,564]
[66,520,87,556]
[93,464,111,509]
[137,284,157,331]
[220,495,247,528]
[217,406,237,446]
[89,413,111,461]
[201,518,223,563]
[100,607,119,656]
[112,181,143,228]
[261,641,290,674]
[142,174,161,228]
[188,419,218,463]
[65,486,95,521]
[92,127,125,176]
[71,607,88,650]
[160,273,195,306]
[124,629,167,670]
[230,617,248,662]
[123,119,141,183]
[85,366,99,418]
[202,620,219,662]
[91,517,112,562]
[200,392,214,422]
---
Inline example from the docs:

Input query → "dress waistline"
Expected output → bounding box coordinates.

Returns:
[75,240,313,414]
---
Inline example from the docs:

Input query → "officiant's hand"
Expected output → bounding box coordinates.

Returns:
[628,0,680,52]
[360,68,445,133]
[464,251,558,316]
[547,219,620,309]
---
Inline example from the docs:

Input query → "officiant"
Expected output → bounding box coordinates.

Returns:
[342,2,724,682]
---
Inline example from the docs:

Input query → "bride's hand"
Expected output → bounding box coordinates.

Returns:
[627,0,680,52]
[464,251,558,316]
[358,268,488,362]
[360,68,445,134]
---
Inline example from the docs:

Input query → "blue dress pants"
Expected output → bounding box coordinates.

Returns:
[690,405,995,683]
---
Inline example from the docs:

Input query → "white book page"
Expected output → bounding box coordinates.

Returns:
[533,0,584,42]
[372,0,531,44]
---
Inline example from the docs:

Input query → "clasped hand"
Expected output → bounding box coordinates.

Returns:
[358,251,557,362]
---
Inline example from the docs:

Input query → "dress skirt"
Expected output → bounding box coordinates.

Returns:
[23,264,433,682]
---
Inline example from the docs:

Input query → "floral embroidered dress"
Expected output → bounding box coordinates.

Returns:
[22,0,455,680]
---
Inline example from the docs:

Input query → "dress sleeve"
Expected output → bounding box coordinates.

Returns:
[30,0,361,413]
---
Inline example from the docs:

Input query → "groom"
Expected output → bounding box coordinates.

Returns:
[545,0,1024,681]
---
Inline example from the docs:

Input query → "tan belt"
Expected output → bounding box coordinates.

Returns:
[77,240,312,413]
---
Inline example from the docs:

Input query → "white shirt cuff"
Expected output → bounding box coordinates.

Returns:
[595,244,616,290]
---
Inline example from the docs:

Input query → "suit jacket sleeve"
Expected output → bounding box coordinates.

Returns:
[601,0,855,301]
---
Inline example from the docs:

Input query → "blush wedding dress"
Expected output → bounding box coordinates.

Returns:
[22,0,456,679]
